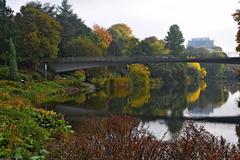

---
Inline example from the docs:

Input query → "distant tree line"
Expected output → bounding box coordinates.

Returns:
[0,0,188,64]
[0,0,228,81]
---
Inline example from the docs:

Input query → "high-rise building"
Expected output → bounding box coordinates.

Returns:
[187,38,214,49]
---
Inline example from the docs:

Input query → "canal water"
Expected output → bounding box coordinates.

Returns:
[49,80,240,144]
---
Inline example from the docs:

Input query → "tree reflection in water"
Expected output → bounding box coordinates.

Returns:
[56,80,234,136]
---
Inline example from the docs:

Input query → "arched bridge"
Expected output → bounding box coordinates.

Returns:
[46,56,240,73]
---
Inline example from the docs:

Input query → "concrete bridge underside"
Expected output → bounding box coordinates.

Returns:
[48,57,240,73]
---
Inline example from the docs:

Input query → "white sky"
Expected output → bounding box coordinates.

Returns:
[6,0,240,52]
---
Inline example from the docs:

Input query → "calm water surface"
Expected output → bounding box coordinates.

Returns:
[50,80,240,144]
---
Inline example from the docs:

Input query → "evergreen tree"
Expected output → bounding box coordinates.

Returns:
[9,37,18,80]
[56,0,97,57]
[164,24,185,55]
[233,9,240,52]
[14,4,61,64]
[26,1,57,17]
[0,0,13,65]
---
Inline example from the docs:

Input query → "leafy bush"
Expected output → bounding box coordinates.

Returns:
[128,64,150,88]
[17,73,31,82]
[46,116,240,159]
[0,66,9,80]
[73,70,86,81]
[90,78,110,89]
[32,72,42,81]
[0,92,11,101]
[0,107,71,159]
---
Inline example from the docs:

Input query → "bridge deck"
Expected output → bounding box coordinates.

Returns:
[44,56,240,73]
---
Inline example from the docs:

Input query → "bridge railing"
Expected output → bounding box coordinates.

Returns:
[44,56,240,64]
[48,56,178,63]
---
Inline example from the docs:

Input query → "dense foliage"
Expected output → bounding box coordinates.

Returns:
[233,9,240,52]
[46,116,240,160]
[165,24,185,55]
[133,36,169,56]
[0,0,13,65]
[56,0,97,57]
[128,64,150,88]
[14,3,61,64]
[107,23,138,56]
[0,106,71,159]
[93,24,112,55]
[65,37,102,57]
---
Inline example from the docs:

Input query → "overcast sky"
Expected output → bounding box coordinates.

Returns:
[6,0,240,52]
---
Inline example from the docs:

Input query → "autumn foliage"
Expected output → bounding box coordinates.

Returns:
[188,62,207,78]
[46,116,240,160]
[93,24,112,50]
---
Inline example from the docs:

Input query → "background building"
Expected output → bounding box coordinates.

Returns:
[187,37,214,49]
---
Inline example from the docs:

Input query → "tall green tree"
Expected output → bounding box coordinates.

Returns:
[15,4,61,66]
[65,37,102,57]
[164,24,185,55]
[56,0,97,57]
[0,0,13,65]
[133,36,169,56]
[108,23,138,56]
[26,1,57,17]
[233,9,240,52]
[9,37,18,80]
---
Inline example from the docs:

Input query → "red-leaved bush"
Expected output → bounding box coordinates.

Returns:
[46,116,240,160]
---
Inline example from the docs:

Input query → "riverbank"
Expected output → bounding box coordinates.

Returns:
[0,77,93,159]
[1,72,238,159]
[0,73,188,159]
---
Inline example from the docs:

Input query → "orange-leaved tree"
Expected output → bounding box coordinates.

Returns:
[93,24,112,55]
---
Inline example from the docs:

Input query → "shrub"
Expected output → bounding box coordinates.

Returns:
[17,73,30,82]
[128,64,150,88]
[32,72,42,81]
[0,66,9,80]
[0,92,11,101]
[90,78,109,89]
[0,107,71,159]
[46,116,240,160]
[73,70,86,81]
[0,97,31,109]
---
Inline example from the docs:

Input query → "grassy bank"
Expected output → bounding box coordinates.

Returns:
[0,77,91,159]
